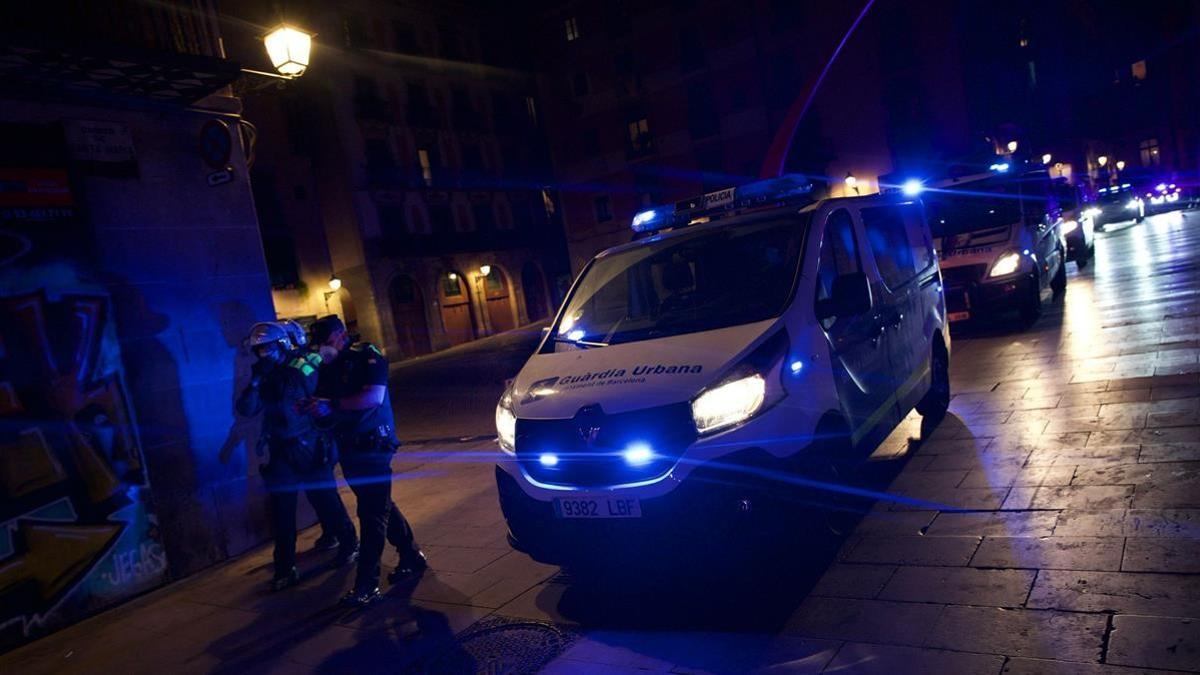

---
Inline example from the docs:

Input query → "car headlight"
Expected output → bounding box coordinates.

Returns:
[691,374,766,434]
[495,390,516,453]
[1062,220,1078,234]
[988,250,1022,278]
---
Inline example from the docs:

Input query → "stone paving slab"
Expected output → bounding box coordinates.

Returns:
[1121,537,1200,573]
[784,597,943,647]
[840,535,982,566]
[1107,614,1200,672]
[969,536,1126,571]
[1027,569,1200,617]
[824,642,1004,675]
[925,510,1059,537]
[1001,656,1178,674]
[809,564,897,600]
[877,566,1036,606]
[925,606,1107,662]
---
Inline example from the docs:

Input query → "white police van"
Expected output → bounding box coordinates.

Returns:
[494,176,950,566]
[925,169,1068,326]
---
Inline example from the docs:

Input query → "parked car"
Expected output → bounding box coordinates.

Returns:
[493,175,951,569]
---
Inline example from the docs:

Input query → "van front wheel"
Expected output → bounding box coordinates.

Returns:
[916,341,950,424]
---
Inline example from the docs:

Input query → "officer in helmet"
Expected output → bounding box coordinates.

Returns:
[279,319,353,552]
[303,315,425,606]
[237,321,358,591]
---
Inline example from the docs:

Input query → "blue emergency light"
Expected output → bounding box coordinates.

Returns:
[630,174,814,234]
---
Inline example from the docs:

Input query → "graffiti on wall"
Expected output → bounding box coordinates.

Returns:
[0,127,168,651]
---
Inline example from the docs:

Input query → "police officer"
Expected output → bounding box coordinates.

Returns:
[279,319,351,552]
[305,315,426,606]
[237,321,358,591]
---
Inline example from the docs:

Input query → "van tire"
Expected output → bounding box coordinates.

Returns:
[1019,273,1042,326]
[916,339,950,424]
[1051,251,1068,293]
[1075,243,1091,270]
[803,416,863,539]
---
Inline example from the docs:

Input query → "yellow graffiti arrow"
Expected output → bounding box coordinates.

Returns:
[0,520,123,601]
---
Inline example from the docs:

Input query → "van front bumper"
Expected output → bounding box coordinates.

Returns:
[495,447,807,566]
[942,265,1034,319]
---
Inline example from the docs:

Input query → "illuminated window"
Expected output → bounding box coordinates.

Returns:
[1131,60,1147,81]
[627,117,652,156]
[417,149,433,186]
[564,17,580,41]
[1139,138,1160,167]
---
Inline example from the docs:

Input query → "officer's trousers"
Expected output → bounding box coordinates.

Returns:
[265,460,356,578]
[340,450,419,591]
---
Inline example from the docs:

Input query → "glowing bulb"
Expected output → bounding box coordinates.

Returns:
[264,25,313,78]
[328,276,342,291]
[539,453,559,467]
[1007,140,1018,152]
[1041,153,1052,165]
[479,264,492,277]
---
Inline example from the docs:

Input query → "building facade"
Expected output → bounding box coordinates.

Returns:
[1,0,280,650]
[230,0,571,360]
[531,0,983,272]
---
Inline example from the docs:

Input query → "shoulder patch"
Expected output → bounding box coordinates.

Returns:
[367,344,383,356]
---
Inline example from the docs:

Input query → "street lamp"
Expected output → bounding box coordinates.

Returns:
[328,275,341,291]
[1097,155,1108,167]
[1041,153,1052,165]
[479,265,492,277]
[242,24,314,80]
[1116,160,1126,171]
[844,172,859,195]
[1007,140,1018,153]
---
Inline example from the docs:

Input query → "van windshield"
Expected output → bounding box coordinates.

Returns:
[552,216,809,347]
[926,193,1023,238]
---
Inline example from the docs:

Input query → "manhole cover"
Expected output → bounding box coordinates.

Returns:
[416,616,577,674]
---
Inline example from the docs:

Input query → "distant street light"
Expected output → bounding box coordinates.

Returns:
[844,172,860,195]
[1041,153,1052,165]
[1007,140,1018,153]
[1116,160,1126,171]
[1097,155,1109,167]
[328,275,342,291]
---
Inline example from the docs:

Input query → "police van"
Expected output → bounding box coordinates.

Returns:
[493,175,951,567]
[925,169,1068,326]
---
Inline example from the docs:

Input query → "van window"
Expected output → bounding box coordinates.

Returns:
[552,216,809,346]
[815,209,860,328]
[902,204,936,272]
[861,205,921,288]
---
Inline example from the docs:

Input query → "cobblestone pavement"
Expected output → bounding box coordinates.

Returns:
[1,211,1197,674]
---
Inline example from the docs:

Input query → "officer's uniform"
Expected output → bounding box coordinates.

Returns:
[318,341,420,593]
[237,350,356,581]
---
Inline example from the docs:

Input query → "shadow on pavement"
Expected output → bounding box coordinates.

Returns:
[526,413,965,672]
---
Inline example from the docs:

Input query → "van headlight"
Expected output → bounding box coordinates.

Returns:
[495,390,516,454]
[691,374,767,434]
[988,250,1022,278]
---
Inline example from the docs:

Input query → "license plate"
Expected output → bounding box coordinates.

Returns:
[554,497,642,519]
[948,311,970,322]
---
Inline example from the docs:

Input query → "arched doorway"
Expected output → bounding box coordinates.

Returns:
[389,274,432,357]
[483,267,516,334]
[521,261,549,322]
[439,271,476,347]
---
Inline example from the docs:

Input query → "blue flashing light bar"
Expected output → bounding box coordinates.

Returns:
[631,174,814,234]
[988,162,1010,173]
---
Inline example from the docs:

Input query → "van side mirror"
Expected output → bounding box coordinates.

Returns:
[816,272,872,320]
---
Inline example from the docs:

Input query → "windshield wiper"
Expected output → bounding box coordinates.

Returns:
[549,335,608,349]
